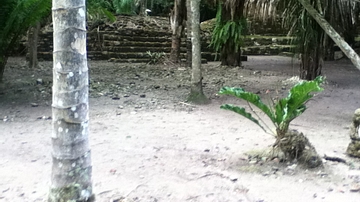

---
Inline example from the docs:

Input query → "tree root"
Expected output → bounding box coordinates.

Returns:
[324,155,347,164]
[277,129,322,168]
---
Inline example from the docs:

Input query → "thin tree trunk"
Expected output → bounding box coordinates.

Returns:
[186,0,192,68]
[187,0,209,104]
[49,0,94,201]
[298,0,360,71]
[323,0,335,61]
[323,35,334,61]
[27,22,40,68]
[170,34,181,62]
[150,0,154,11]
[300,46,323,80]
[169,0,186,63]
[221,44,241,67]
[0,57,6,83]
[139,0,146,16]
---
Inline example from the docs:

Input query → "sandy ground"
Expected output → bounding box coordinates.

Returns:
[1,56,360,202]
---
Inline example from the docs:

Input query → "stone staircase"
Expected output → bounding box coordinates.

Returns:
[36,16,294,63]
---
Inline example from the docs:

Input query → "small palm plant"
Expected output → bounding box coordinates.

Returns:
[146,51,166,64]
[219,76,325,168]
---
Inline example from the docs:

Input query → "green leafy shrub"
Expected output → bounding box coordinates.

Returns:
[219,76,325,167]
[87,0,116,23]
[113,0,133,15]
[209,4,247,56]
[146,51,166,65]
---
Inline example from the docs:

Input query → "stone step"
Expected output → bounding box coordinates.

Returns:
[87,46,187,53]
[97,41,210,49]
[39,32,292,46]
[39,45,293,55]
[107,58,151,63]
[201,53,248,62]
[102,40,204,46]
[37,52,52,61]
[38,44,291,62]
[107,58,208,64]
[100,34,293,45]
[37,44,189,52]
[245,36,293,46]
[102,40,173,47]
[38,51,208,62]
[91,29,172,37]
[242,45,295,55]
[95,37,292,47]
[100,34,172,42]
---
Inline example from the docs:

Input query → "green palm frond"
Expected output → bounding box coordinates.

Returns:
[244,0,359,39]
[210,2,247,53]
[244,0,278,20]
[219,87,276,124]
[0,0,51,60]
[113,0,137,15]
[87,0,116,22]
[219,76,324,136]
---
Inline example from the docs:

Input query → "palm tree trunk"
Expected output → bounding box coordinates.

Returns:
[187,0,209,104]
[298,0,360,71]
[221,43,241,67]
[169,0,186,63]
[27,22,40,68]
[186,0,192,68]
[0,57,6,83]
[300,47,323,80]
[323,1,335,61]
[48,0,93,201]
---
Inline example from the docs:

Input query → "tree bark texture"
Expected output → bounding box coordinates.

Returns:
[298,0,360,72]
[0,57,6,83]
[139,0,147,16]
[300,44,323,80]
[323,0,335,61]
[49,0,93,201]
[186,0,192,68]
[221,44,241,67]
[169,0,186,63]
[187,0,209,104]
[27,22,41,68]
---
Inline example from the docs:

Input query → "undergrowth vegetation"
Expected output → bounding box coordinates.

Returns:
[146,51,166,64]
[210,4,247,60]
[219,76,325,168]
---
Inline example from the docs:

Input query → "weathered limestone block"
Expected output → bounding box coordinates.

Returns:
[346,108,360,157]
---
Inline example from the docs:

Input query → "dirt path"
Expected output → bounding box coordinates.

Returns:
[1,56,360,202]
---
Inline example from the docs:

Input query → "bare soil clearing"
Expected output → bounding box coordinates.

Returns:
[1,56,360,202]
